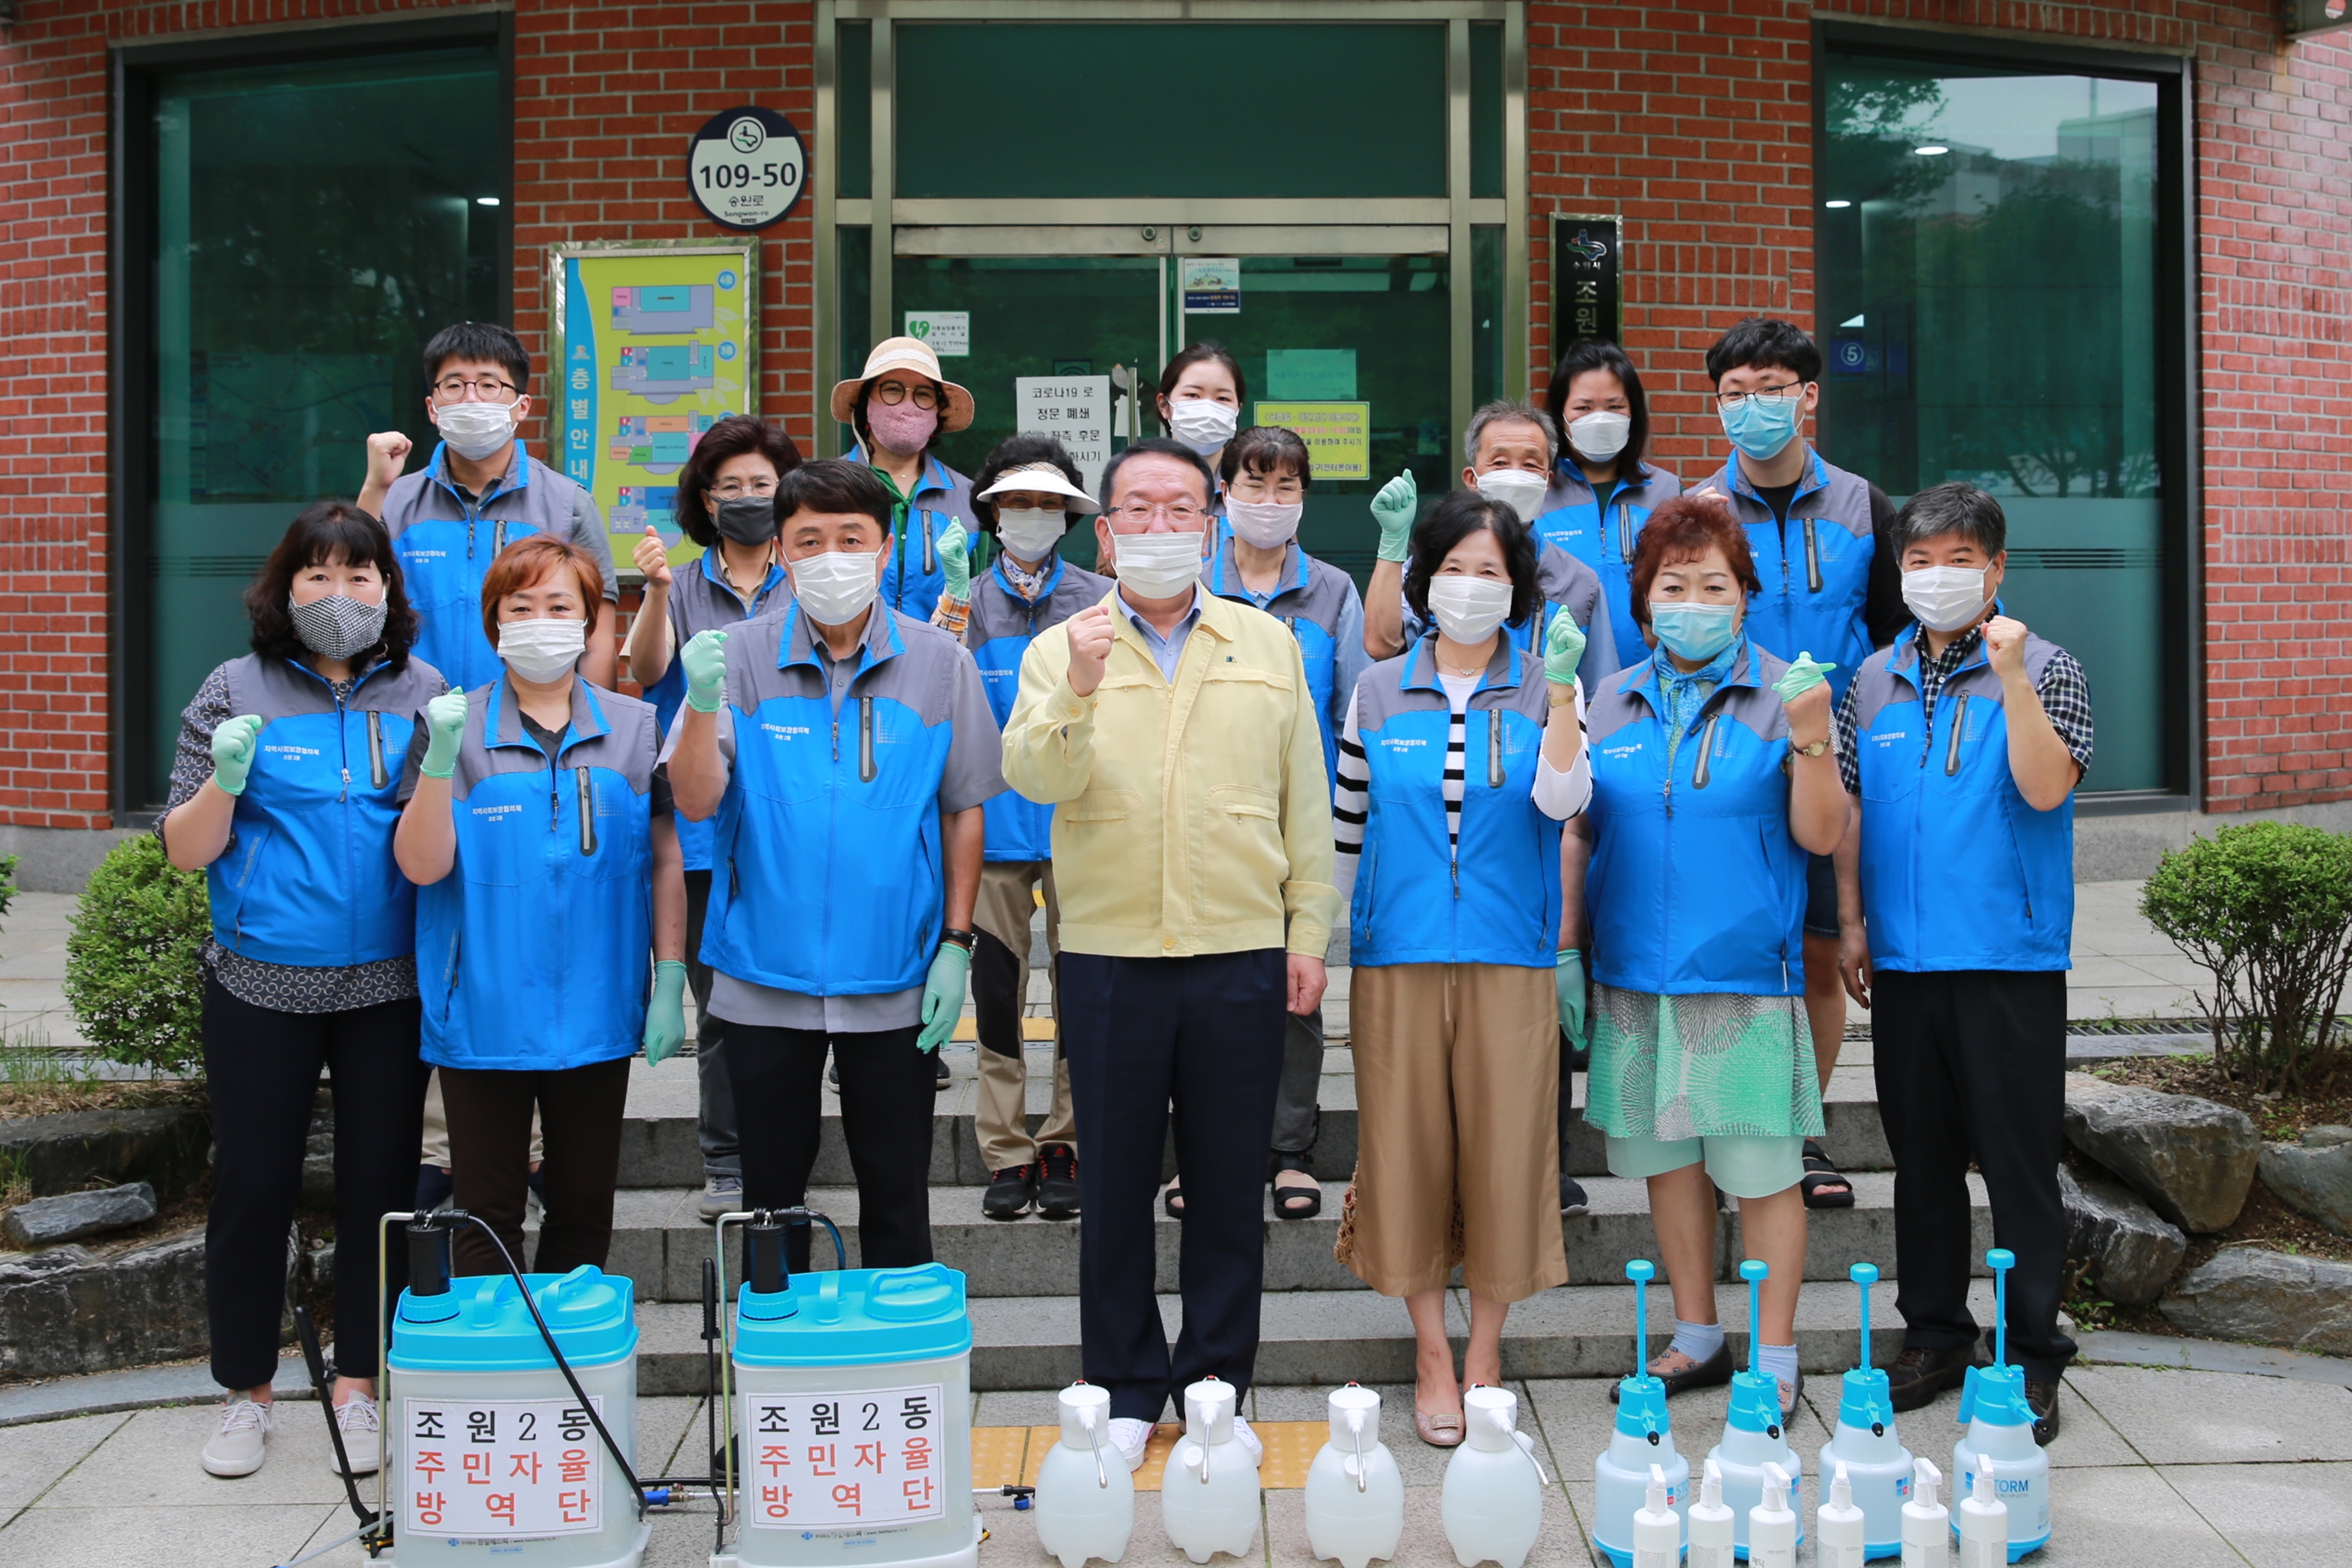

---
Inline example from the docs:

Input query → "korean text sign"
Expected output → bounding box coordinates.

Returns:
[403,1397,606,1539]
[743,1383,945,1533]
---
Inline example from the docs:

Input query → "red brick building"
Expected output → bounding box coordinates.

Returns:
[0,1,2344,885]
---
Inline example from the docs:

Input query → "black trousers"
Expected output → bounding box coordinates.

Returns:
[726,1021,936,1275]
[440,1057,632,1279]
[683,870,739,1179]
[1061,948,1287,1423]
[201,975,428,1388]
[1873,968,2077,1383]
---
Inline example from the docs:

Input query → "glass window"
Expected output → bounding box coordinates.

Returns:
[838,22,872,202]
[1820,55,2168,791]
[142,47,505,805]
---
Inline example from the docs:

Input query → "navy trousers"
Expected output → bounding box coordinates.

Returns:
[1060,948,1287,1422]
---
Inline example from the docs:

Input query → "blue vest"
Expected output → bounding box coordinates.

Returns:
[206,653,442,968]
[1206,538,1360,789]
[850,445,975,623]
[1852,623,2076,972]
[1583,641,1807,996]
[1349,636,1563,969]
[643,549,790,872]
[703,605,968,995]
[1705,448,1876,703]
[415,676,660,1071]
[1532,459,1681,673]
[967,554,1110,862]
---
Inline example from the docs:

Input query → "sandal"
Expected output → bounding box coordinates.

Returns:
[1163,1179,1184,1219]
[1270,1153,1322,1220]
[1801,1140,1855,1209]
[1609,1341,1735,1404]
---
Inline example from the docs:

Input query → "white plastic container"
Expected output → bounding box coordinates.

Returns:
[1162,1378,1259,1565]
[1747,1462,1797,1568]
[1031,1383,1133,1568]
[1818,1460,1868,1568]
[1441,1386,1546,1568]
[1901,1458,1950,1568]
[1302,1384,1403,1568]
[1950,1372,2049,1562]
[1629,1464,1682,1568]
[1688,1457,1737,1568]
[1956,1460,2007,1568]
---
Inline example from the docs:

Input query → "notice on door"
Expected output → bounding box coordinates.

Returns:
[903,311,969,356]
[1015,375,1112,495]
[1252,401,1370,481]
[1180,257,1241,315]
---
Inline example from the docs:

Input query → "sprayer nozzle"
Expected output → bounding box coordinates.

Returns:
[1702,1456,1725,1507]
[1831,1460,1853,1508]
[1762,1461,1791,1509]
[1972,1458,1995,1504]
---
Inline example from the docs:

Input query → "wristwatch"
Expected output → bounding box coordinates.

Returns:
[1789,737,1831,759]
[941,928,978,954]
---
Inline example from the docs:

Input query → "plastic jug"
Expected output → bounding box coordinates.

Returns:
[1032,1382,1133,1568]
[1704,1260,1802,1556]
[1594,1260,1690,1567]
[1817,1263,1914,1560]
[1441,1385,1549,1568]
[1948,1252,2049,1563]
[1303,1384,1403,1568]
[1162,1378,1259,1564]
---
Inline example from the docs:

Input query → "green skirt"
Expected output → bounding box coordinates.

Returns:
[1585,984,1825,1143]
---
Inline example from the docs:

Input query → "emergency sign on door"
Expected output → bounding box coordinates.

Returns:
[402,1396,607,1538]
[687,106,807,230]
[742,1383,946,1532]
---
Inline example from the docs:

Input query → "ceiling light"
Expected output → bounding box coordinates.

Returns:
[1914,144,1949,157]
[476,196,501,206]
[1824,200,1853,209]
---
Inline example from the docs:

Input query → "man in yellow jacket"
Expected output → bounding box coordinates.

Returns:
[1004,437,1339,1469]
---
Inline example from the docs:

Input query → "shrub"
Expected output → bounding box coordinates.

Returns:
[64,835,209,1078]
[0,852,18,929]
[2140,821,2352,1095]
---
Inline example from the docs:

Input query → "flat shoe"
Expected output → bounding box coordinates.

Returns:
[1414,1410,1465,1447]
[1609,1340,1735,1403]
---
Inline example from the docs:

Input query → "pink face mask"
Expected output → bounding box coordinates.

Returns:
[866,398,939,456]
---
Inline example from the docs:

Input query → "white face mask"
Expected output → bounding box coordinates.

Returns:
[1222,498,1302,551]
[498,617,587,683]
[789,549,885,627]
[1110,529,1207,598]
[1424,575,1514,646]
[1568,410,1632,463]
[434,399,518,461]
[1474,468,1550,524]
[1902,564,1991,633]
[992,506,1068,563]
[1168,398,1238,456]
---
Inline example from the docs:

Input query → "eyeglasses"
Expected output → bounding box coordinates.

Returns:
[1715,381,1806,412]
[434,375,521,403]
[710,478,779,499]
[869,379,940,409]
[1106,501,1210,526]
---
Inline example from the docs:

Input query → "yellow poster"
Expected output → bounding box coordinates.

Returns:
[1252,400,1371,481]
[548,241,759,567]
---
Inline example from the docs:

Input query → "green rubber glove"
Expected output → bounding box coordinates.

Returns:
[938,518,971,603]
[1370,469,1417,563]
[916,941,972,1054]
[643,960,688,1065]
[1556,948,1588,1044]
[681,627,729,714]
[418,690,467,780]
[1771,649,1838,703]
[1543,610,1588,687]
[209,713,265,797]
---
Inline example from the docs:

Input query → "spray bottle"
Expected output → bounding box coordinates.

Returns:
[1632,1463,1683,1568]
[1593,1260,1691,1567]
[1747,1461,1797,1568]
[1032,1381,1134,1568]
[1956,1459,2007,1568]
[1901,1457,1949,1568]
[1303,1384,1404,1568]
[1818,1461,1867,1568]
[1688,1457,1737,1568]
[1816,1262,1914,1559]
[1950,1250,2049,1562]
[1703,1259,1801,1556]
[1163,1378,1259,1564]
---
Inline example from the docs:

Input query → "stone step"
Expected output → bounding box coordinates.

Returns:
[628,1277,2010,1394]
[614,1055,1892,1189]
[574,1174,1989,1302]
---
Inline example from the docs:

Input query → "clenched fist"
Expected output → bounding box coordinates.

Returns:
[1064,604,1115,698]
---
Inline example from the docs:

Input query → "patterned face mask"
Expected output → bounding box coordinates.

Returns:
[288,593,388,661]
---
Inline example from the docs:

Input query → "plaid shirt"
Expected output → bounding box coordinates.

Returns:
[1835,623,2095,796]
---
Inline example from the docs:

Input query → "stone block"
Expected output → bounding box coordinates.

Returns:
[2258,1127,2352,1235]
[1,1182,156,1248]
[2159,1246,2352,1356]
[0,1107,209,1200]
[0,1227,210,1379]
[2063,1073,2260,1232]
[2059,1163,2186,1305]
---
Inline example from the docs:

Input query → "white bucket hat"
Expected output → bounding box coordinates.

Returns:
[977,461,1101,513]
[829,336,975,432]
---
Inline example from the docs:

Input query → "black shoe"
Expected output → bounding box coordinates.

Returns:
[1036,1145,1081,1220]
[827,1059,840,1087]
[1609,1341,1734,1403]
[1559,1175,1589,1216]
[934,1053,951,1090]
[1886,1345,1983,1412]
[2026,1379,2061,1445]
[982,1164,1037,1220]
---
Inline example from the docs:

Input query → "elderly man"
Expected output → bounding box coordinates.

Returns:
[1002,437,1338,1470]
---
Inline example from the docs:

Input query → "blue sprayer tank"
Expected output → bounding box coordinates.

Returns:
[1815,1263,1914,1560]
[1705,1260,1802,1559]
[1593,1260,1689,1567]
[1950,1250,2050,1562]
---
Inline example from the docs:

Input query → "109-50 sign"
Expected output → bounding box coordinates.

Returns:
[686,106,808,231]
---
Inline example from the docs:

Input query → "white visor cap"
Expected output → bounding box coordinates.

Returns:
[977,461,1101,513]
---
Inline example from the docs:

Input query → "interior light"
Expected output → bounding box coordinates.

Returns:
[1824,200,1853,209]
[476,196,502,206]
[1914,144,1950,157]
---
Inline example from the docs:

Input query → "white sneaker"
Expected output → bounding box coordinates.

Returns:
[331,1394,382,1475]
[1107,1417,1154,1473]
[200,1399,271,1477]
[1231,1414,1263,1466]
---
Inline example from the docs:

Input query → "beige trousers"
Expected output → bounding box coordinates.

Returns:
[971,861,1077,1169]
[1347,962,1566,1303]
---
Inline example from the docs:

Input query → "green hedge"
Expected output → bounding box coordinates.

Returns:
[64,835,209,1078]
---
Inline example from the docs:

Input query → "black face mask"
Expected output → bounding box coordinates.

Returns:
[713,495,779,546]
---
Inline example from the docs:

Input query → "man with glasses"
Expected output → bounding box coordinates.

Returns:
[359,323,619,690]
[1002,438,1338,1474]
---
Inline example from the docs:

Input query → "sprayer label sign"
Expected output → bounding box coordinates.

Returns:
[402,1397,605,1539]
[743,1382,945,1531]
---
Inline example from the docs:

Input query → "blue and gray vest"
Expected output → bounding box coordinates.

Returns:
[643,549,789,872]
[415,676,661,1071]
[849,445,974,623]
[1851,623,2076,973]
[1533,459,1681,673]
[968,554,1110,863]
[207,653,444,968]
[1349,635,1563,969]
[1206,539,1360,788]
[1704,447,1875,701]
[1583,640,1807,996]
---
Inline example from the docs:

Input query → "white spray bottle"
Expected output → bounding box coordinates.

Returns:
[1032,1381,1134,1568]
[1817,1262,1914,1559]
[1441,1384,1550,1568]
[1819,1460,1868,1568]
[1687,1457,1737,1568]
[1594,1260,1691,1566]
[1304,1383,1404,1568]
[1161,1377,1259,1565]
[1950,1249,2049,1562]
[1748,1460,1798,1568]
[1901,1457,1949,1568]
[1956,1457,2007,1568]
[1705,1259,1802,1554]
[1631,1463,1682,1568]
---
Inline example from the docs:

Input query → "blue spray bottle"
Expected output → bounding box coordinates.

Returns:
[1816,1262,1914,1560]
[1705,1259,1802,1560]
[1594,1259,1692,1568]
[1950,1249,2050,1562]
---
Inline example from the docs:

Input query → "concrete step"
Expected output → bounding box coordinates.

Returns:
[629,1276,2010,1394]
[575,1174,1989,1302]
[614,1054,1892,1189]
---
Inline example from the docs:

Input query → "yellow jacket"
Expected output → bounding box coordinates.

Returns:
[1002,588,1339,959]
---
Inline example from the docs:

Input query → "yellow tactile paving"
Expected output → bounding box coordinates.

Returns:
[971,1423,1326,1491]
[948,1017,1055,1041]
[970,1424,1032,1490]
